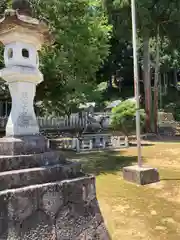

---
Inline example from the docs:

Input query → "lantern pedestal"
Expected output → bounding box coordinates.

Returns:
[0,135,48,155]
[1,66,43,137]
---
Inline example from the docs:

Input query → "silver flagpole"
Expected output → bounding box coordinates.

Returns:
[131,0,142,167]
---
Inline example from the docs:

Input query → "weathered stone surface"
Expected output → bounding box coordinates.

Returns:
[0,197,8,237]
[0,211,56,239]
[55,202,99,239]
[77,222,110,240]
[56,199,106,240]
[0,176,110,240]
[7,188,38,221]
[123,165,160,185]
[0,151,65,172]
[56,180,103,239]
[82,179,96,204]
[63,176,96,205]
[20,211,55,240]
[0,135,49,155]
[0,221,21,240]
[93,223,111,240]
[0,161,81,191]
[40,184,63,218]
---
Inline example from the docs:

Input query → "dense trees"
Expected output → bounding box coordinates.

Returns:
[0,0,111,115]
[102,0,180,132]
[0,0,180,130]
[30,0,112,115]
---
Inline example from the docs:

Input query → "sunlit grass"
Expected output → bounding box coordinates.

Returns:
[69,142,180,239]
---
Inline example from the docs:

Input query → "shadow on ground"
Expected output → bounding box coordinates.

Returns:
[145,135,180,143]
[161,178,180,181]
[129,143,154,147]
[75,151,138,175]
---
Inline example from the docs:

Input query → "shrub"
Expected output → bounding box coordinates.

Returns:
[164,102,180,121]
[111,100,145,137]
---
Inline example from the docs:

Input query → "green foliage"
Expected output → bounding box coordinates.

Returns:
[104,0,180,71]
[102,0,180,134]
[2,0,180,119]
[0,0,111,115]
[0,1,7,14]
[29,0,111,114]
[164,102,180,121]
[111,100,145,136]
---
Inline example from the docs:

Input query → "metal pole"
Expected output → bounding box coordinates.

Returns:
[159,74,162,109]
[131,0,142,167]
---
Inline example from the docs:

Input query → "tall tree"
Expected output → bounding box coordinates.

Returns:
[104,0,180,132]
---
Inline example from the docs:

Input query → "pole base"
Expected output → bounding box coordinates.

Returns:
[123,165,160,185]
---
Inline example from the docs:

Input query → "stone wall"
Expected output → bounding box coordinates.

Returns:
[0,176,110,240]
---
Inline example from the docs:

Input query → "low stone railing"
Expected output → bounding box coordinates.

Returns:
[0,112,111,131]
[0,116,88,131]
[50,135,129,152]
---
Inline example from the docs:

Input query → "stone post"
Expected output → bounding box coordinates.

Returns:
[125,136,129,147]
[76,138,80,152]
[102,138,106,149]
[89,139,93,150]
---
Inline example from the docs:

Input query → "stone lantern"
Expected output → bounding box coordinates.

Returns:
[0,4,51,154]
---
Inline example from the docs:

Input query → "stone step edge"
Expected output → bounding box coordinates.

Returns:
[0,150,66,172]
[0,150,63,159]
[0,161,80,176]
[0,174,94,195]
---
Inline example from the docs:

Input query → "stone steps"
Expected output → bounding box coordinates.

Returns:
[0,151,66,172]
[0,161,82,191]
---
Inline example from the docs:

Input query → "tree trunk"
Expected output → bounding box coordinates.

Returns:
[108,75,113,88]
[154,25,160,134]
[143,35,151,132]
[174,69,178,87]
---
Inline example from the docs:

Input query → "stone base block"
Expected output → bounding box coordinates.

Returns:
[123,165,160,185]
[0,151,66,172]
[0,135,49,155]
[0,176,110,240]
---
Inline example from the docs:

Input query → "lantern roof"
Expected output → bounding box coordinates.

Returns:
[0,9,52,45]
